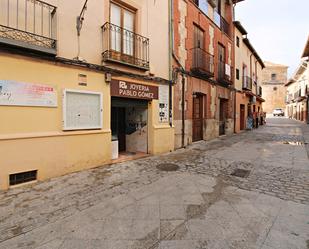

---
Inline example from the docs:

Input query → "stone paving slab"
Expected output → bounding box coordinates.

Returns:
[1,173,308,249]
[0,117,308,249]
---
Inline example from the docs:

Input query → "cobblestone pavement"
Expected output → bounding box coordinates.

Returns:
[0,117,308,249]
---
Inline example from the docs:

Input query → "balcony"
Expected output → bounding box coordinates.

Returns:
[242,76,253,91]
[257,86,262,97]
[102,22,149,70]
[218,61,233,85]
[191,47,214,78]
[0,0,57,55]
[294,90,301,100]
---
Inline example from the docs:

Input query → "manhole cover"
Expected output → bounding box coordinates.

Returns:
[231,169,250,178]
[156,163,179,171]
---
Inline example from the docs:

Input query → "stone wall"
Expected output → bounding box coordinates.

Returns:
[261,62,288,113]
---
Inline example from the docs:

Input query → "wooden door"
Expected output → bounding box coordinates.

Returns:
[219,99,227,136]
[218,44,225,79]
[240,104,245,130]
[307,98,309,124]
[192,95,203,142]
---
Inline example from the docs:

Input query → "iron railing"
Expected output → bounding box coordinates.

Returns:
[102,22,149,70]
[191,47,214,77]
[242,76,253,91]
[0,0,57,53]
[218,61,233,84]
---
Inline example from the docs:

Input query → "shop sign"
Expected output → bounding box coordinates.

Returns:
[111,79,158,100]
[0,80,57,107]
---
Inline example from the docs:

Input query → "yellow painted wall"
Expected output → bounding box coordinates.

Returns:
[234,27,263,95]
[0,53,111,190]
[0,53,174,190]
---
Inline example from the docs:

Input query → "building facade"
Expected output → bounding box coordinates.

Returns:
[261,61,288,114]
[0,0,174,190]
[233,21,265,133]
[285,38,309,123]
[172,0,243,149]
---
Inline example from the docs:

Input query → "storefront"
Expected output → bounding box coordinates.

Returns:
[0,54,174,190]
[110,79,159,159]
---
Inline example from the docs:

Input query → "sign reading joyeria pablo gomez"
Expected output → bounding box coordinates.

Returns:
[110,79,158,100]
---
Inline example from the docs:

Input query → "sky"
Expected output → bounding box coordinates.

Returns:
[235,0,309,78]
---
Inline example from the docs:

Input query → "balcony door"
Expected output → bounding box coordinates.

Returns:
[193,25,205,69]
[243,65,248,87]
[218,43,225,79]
[110,2,135,56]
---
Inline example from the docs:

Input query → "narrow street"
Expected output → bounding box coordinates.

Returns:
[0,117,308,249]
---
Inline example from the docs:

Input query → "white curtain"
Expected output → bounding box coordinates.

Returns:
[110,3,121,52]
[123,10,134,56]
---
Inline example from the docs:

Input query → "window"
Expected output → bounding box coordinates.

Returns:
[195,0,208,15]
[63,89,103,130]
[243,65,248,77]
[194,24,205,49]
[110,2,135,56]
[236,69,240,80]
[236,36,240,47]
[214,0,221,14]
[271,73,277,81]
[273,87,277,91]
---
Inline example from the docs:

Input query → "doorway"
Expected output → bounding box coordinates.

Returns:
[218,43,226,80]
[192,94,204,142]
[219,98,228,136]
[240,104,245,130]
[307,98,309,124]
[111,97,148,158]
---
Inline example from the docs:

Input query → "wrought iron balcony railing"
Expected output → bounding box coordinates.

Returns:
[0,0,57,55]
[101,22,149,70]
[242,76,253,91]
[218,61,233,85]
[191,47,214,78]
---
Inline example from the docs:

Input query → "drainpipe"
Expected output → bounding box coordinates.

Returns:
[168,0,174,127]
[181,74,185,148]
[250,53,253,81]
[233,88,236,133]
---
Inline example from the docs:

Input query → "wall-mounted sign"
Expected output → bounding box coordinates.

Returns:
[0,80,57,107]
[111,79,158,100]
[159,85,169,123]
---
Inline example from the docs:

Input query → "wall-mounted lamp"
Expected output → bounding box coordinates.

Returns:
[105,73,112,83]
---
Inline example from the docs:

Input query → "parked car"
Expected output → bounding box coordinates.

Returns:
[273,108,284,117]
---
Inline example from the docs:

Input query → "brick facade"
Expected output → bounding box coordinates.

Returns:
[173,0,235,149]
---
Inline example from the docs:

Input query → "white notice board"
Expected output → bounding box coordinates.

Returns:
[0,80,57,107]
[63,89,103,130]
[159,85,169,123]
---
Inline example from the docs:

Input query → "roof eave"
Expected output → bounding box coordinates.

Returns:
[243,38,265,69]
[301,37,309,58]
[233,21,248,35]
